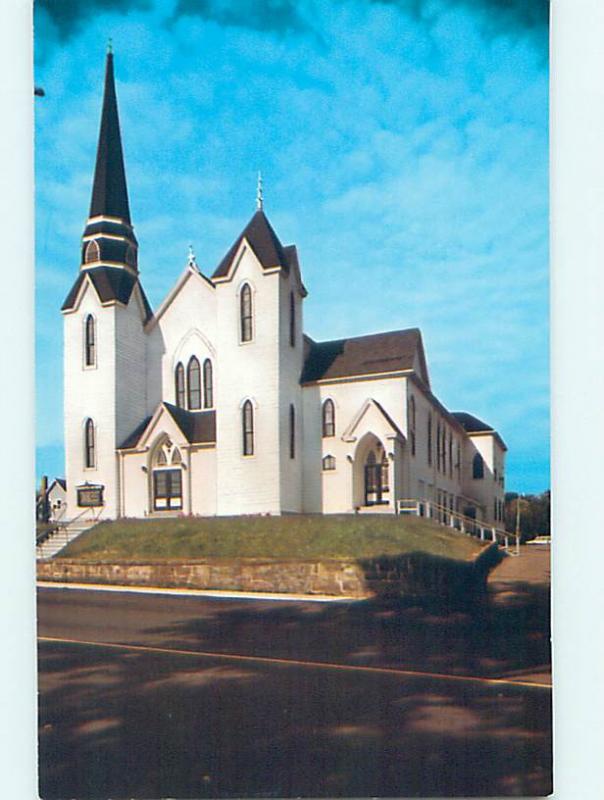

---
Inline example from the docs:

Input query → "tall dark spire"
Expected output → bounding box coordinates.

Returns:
[89,50,131,223]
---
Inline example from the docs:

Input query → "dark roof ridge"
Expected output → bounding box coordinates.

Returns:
[212,208,291,279]
[309,326,421,348]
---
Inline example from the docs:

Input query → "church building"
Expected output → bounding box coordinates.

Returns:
[61,52,506,524]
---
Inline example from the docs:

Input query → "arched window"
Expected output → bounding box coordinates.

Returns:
[380,452,390,491]
[472,452,485,480]
[322,454,336,471]
[240,284,253,342]
[84,314,96,366]
[84,418,95,468]
[175,363,185,408]
[436,421,441,471]
[289,404,295,459]
[242,400,254,456]
[448,431,453,478]
[289,291,295,347]
[203,359,213,408]
[187,356,201,410]
[409,396,416,456]
[427,413,432,465]
[84,240,100,264]
[322,399,335,437]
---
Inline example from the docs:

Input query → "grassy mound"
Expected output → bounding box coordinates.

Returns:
[61,514,484,562]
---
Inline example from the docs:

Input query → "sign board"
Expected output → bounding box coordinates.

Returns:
[77,486,104,507]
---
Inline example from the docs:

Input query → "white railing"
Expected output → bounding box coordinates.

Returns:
[396,498,520,555]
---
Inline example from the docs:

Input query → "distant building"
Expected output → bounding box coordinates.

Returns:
[61,52,506,523]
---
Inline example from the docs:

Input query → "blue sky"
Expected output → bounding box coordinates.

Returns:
[34,0,549,493]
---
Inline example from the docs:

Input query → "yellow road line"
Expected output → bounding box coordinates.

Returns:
[38,635,552,691]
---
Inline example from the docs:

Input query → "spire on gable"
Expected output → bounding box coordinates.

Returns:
[89,49,131,223]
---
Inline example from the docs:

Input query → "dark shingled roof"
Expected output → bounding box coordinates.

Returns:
[163,404,217,444]
[62,267,153,322]
[83,218,137,244]
[301,328,423,384]
[118,406,216,449]
[89,52,131,223]
[119,416,152,449]
[451,412,493,433]
[212,209,291,279]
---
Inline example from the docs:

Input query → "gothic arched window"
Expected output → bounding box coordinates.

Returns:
[84,240,100,264]
[472,452,485,480]
[322,399,335,438]
[242,400,254,456]
[427,413,433,465]
[175,363,185,408]
[240,284,253,342]
[203,359,213,409]
[84,314,96,366]
[289,404,295,459]
[187,356,201,410]
[84,418,95,469]
[289,291,295,347]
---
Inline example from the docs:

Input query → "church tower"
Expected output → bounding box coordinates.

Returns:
[61,49,151,520]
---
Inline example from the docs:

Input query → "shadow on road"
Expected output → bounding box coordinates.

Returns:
[38,566,552,798]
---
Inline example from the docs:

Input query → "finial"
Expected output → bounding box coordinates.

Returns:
[187,243,197,269]
[256,171,263,211]
[107,38,113,54]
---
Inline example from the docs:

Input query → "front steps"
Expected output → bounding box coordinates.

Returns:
[36,520,95,560]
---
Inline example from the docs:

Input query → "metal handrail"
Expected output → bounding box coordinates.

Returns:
[397,497,520,554]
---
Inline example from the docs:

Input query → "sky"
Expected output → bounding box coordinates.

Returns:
[34,0,550,493]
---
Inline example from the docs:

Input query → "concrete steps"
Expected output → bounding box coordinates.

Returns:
[36,521,94,560]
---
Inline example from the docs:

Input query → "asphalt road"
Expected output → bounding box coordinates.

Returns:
[37,568,552,798]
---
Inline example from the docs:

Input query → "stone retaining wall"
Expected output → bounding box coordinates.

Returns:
[36,558,369,597]
[37,544,502,600]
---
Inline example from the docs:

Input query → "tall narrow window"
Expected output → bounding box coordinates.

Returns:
[203,359,213,408]
[187,356,201,410]
[427,413,432,465]
[436,422,441,471]
[85,314,96,366]
[289,404,295,459]
[472,452,485,480]
[242,400,254,456]
[175,363,185,408]
[409,396,416,456]
[240,283,253,342]
[448,432,453,478]
[289,291,295,347]
[322,399,335,437]
[84,418,95,469]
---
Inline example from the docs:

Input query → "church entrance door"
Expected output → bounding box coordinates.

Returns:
[364,451,389,506]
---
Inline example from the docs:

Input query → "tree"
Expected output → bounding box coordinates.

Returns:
[504,491,550,541]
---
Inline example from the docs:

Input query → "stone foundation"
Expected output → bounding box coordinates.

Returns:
[37,544,501,601]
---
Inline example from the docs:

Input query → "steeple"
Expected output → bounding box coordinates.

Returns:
[79,49,138,274]
[89,49,131,223]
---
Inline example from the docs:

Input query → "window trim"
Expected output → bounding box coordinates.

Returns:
[84,314,96,368]
[84,240,100,264]
[84,418,96,469]
[203,359,213,409]
[242,400,254,456]
[322,454,336,471]
[322,399,335,438]
[175,362,185,408]
[187,356,201,410]
[240,283,253,343]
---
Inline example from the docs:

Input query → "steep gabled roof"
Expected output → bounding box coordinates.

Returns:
[89,52,131,223]
[301,328,425,384]
[212,209,291,279]
[61,266,153,322]
[163,404,217,444]
[118,405,217,450]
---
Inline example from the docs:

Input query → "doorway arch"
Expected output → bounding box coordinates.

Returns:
[353,432,390,508]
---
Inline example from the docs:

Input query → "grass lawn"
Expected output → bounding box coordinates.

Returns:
[61,514,485,562]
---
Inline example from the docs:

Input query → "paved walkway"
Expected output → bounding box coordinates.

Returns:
[488,544,551,585]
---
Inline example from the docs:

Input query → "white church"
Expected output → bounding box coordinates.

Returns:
[61,52,506,525]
